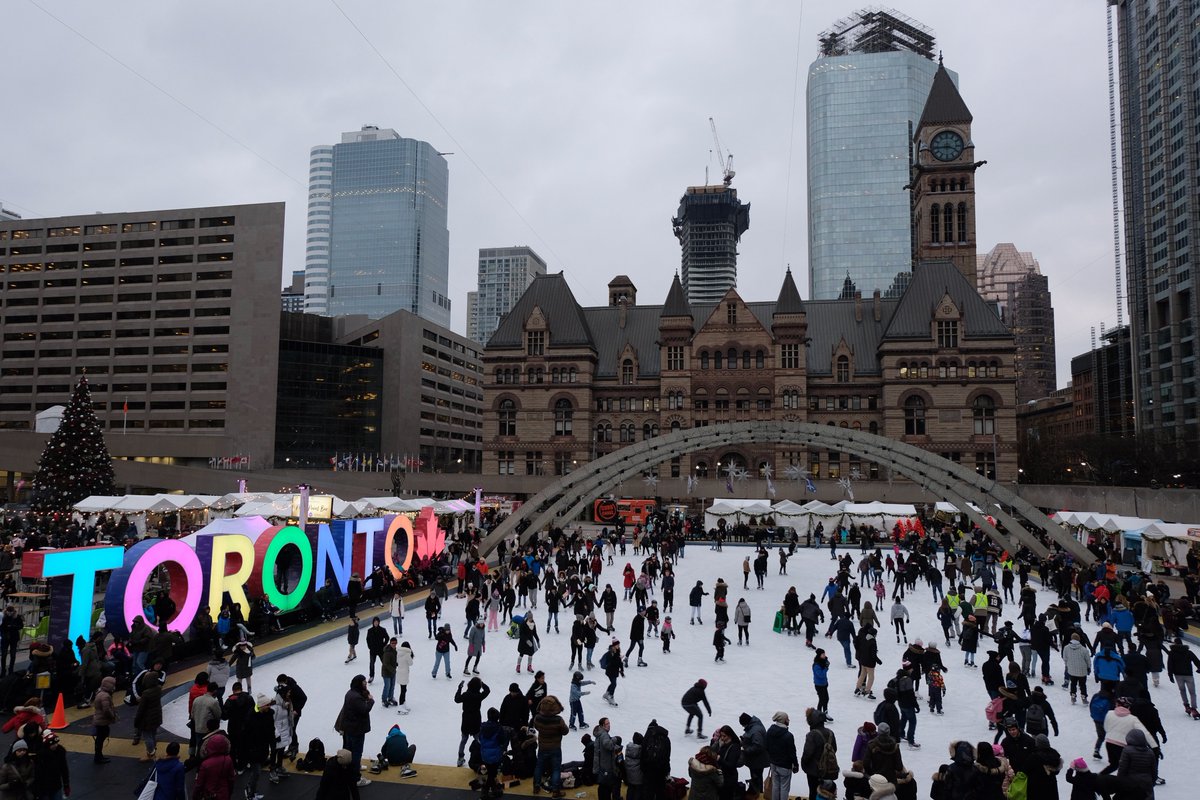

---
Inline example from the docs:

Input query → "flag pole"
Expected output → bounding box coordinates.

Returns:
[123,397,128,435]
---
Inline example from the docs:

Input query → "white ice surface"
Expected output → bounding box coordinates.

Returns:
[163,544,1196,796]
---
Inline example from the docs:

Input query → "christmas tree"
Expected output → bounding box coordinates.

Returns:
[32,375,116,513]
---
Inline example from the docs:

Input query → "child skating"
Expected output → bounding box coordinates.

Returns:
[661,617,675,653]
[569,670,594,730]
[713,624,731,662]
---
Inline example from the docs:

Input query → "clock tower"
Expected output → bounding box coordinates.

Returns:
[910,60,981,285]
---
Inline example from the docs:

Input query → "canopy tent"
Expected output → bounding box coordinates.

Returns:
[73,496,125,513]
[1051,510,1162,533]
[179,516,274,547]
[1138,522,1200,574]
[703,499,772,531]
[770,500,808,517]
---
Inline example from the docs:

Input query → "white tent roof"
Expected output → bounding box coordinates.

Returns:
[771,500,808,517]
[74,496,125,513]
[1140,522,1200,541]
[111,495,187,513]
[179,516,273,546]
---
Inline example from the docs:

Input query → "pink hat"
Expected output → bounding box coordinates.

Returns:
[1071,757,1089,771]
[991,744,1004,757]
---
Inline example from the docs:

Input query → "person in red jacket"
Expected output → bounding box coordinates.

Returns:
[194,730,236,800]
[1,698,44,735]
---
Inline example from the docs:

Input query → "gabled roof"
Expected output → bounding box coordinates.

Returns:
[883,260,1009,340]
[486,272,595,349]
[582,306,661,377]
[774,268,804,314]
[662,273,692,318]
[916,62,972,135]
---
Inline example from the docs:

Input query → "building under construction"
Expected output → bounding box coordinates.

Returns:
[672,185,750,306]
[818,7,936,59]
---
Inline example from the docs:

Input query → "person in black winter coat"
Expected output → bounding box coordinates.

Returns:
[454,677,491,768]
[681,680,712,737]
[715,725,742,800]
[799,709,836,800]
[929,741,976,800]
[872,688,900,737]
[499,683,528,732]
[738,713,770,798]
[365,618,388,682]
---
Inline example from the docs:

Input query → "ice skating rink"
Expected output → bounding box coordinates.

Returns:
[163,543,1196,794]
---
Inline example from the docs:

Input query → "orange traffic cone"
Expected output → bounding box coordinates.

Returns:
[48,693,67,730]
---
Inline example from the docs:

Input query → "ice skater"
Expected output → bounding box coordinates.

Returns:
[713,624,731,662]
[890,598,910,644]
[680,679,711,738]
[568,670,593,730]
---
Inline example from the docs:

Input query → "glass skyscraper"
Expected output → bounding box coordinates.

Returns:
[806,9,950,300]
[306,126,451,325]
[1114,0,1199,446]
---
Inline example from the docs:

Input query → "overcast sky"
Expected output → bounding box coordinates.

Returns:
[4,2,1116,388]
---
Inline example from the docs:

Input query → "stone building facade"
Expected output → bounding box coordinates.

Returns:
[481,262,1017,486]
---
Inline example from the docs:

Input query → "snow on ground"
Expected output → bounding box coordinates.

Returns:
[164,543,1197,794]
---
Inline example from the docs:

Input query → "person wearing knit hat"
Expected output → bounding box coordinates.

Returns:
[868,773,895,798]
[11,740,27,753]
[1071,757,1089,771]
[682,679,712,738]
[766,713,798,800]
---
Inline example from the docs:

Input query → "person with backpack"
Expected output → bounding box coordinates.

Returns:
[800,709,837,800]
[641,720,672,800]
[1023,686,1059,738]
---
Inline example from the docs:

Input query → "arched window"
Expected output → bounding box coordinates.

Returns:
[756,349,765,369]
[943,204,954,243]
[595,422,609,443]
[714,351,723,369]
[869,421,879,435]
[836,355,850,382]
[643,422,654,440]
[695,461,709,478]
[742,350,751,369]
[569,367,577,383]
[619,422,635,443]
[904,396,926,436]
[700,351,710,370]
[670,420,681,433]
[957,203,968,243]
[930,204,940,243]
[498,399,516,436]
[728,348,737,369]
[973,395,995,435]
[621,359,634,385]
[553,398,573,436]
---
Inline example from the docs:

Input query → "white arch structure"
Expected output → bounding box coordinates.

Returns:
[479,422,1094,564]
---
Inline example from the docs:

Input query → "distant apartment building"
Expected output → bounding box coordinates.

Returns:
[303,126,451,326]
[467,246,546,345]
[0,203,284,466]
[280,270,305,313]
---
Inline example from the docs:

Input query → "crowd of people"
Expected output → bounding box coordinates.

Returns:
[0,506,1197,800]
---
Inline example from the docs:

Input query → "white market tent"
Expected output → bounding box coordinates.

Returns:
[179,516,274,547]
[74,496,125,513]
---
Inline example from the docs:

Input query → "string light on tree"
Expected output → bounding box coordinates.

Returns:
[31,376,116,514]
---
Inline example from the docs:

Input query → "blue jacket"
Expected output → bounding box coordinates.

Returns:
[812,661,829,687]
[152,757,186,800]
[570,678,594,703]
[1093,649,1125,682]
[1106,606,1134,634]
[478,720,509,765]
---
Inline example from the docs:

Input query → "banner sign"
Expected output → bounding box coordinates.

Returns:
[21,507,447,653]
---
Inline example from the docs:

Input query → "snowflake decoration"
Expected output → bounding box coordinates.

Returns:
[850,468,862,482]
[838,476,855,501]
[643,473,659,490]
[731,466,750,483]
[685,475,698,495]
[784,464,810,482]
[761,463,773,480]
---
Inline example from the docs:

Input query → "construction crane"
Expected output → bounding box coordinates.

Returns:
[709,116,735,186]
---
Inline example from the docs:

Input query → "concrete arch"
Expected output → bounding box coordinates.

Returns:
[479,422,1093,565]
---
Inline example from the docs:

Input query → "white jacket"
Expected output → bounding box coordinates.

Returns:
[272,699,293,749]
[391,595,405,620]
[1103,708,1153,747]
[395,644,414,684]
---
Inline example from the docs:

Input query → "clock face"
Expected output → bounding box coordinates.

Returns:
[930,130,964,162]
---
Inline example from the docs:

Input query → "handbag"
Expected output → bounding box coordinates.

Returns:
[135,767,158,800]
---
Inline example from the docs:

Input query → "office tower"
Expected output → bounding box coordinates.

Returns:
[1114,0,1199,445]
[807,8,949,299]
[304,126,451,326]
[977,244,1057,403]
[302,145,333,314]
[672,185,750,305]
[281,270,305,313]
[467,246,547,344]
[0,203,284,465]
